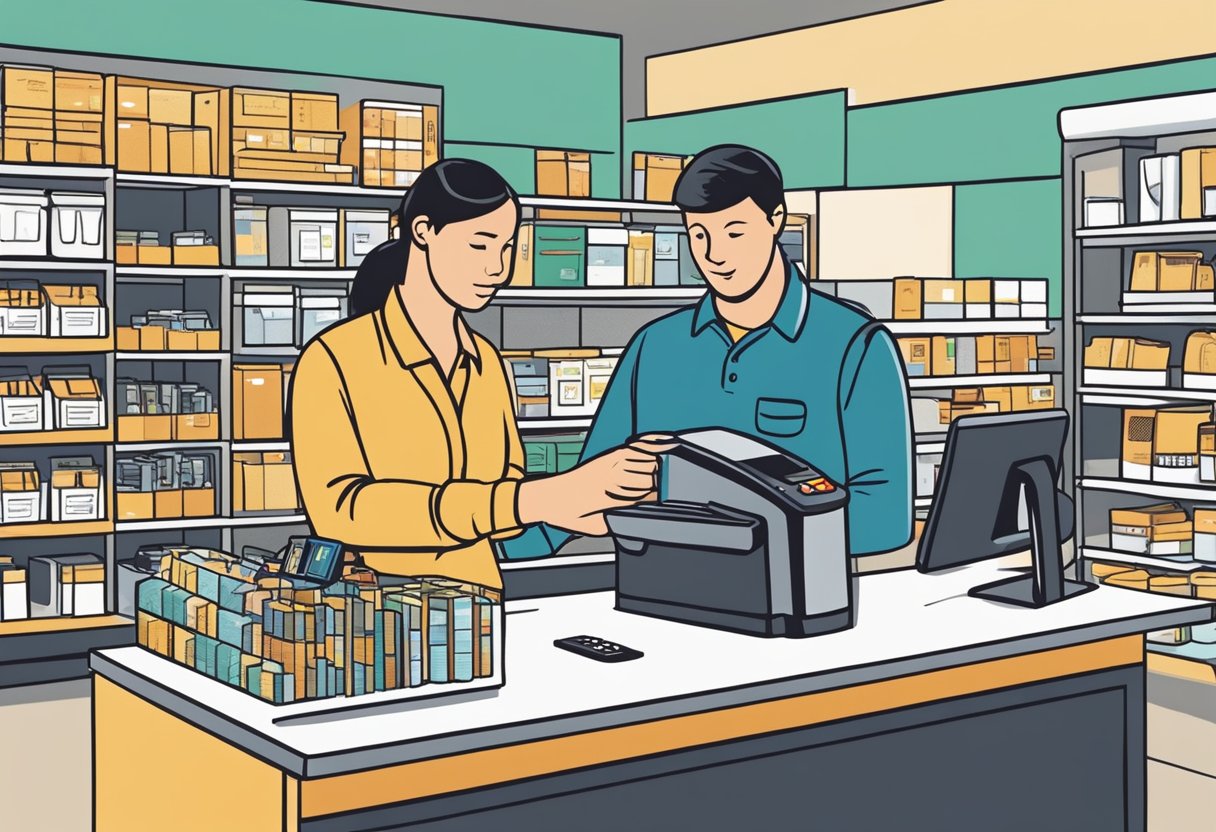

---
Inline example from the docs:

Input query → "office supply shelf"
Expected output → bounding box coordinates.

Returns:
[516,417,594,432]
[1080,546,1216,574]
[1079,310,1216,324]
[906,373,1054,389]
[227,268,357,281]
[231,441,290,452]
[885,320,1053,335]
[117,267,225,279]
[0,427,113,446]
[494,286,705,304]
[1077,477,1216,502]
[115,514,307,532]
[0,162,113,180]
[0,520,113,539]
[1078,386,1216,406]
[0,258,112,271]
[116,351,228,361]
[1076,220,1216,245]
[116,440,225,453]
[0,336,114,355]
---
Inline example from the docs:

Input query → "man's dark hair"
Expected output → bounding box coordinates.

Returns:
[673,145,785,216]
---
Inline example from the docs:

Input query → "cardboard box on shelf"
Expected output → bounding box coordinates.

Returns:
[1,66,54,109]
[116,489,154,521]
[922,279,963,320]
[938,400,999,424]
[1181,147,1216,219]
[291,92,338,132]
[1122,407,1157,481]
[137,244,172,266]
[893,277,922,320]
[43,285,104,338]
[1184,330,1216,390]
[1129,251,1207,292]
[116,84,149,119]
[0,463,41,524]
[979,385,1056,413]
[171,244,220,266]
[29,553,104,617]
[2,138,54,164]
[117,414,173,443]
[148,123,169,174]
[234,452,299,513]
[174,412,218,441]
[931,336,955,376]
[1084,336,1170,387]
[626,231,654,287]
[964,279,992,318]
[898,337,931,377]
[182,486,214,518]
[1110,503,1192,556]
[1194,506,1216,563]
[54,70,104,114]
[232,88,291,129]
[1153,405,1212,484]
[233,364,285,440]
[41,367,105,430]
[0,369,44,432]
[154,488,184,520]
[48,457,102,522]
[147,87,193,125]
[116,119,151,171]
[536,150,592,198]
[164,330,198,351]
[53,142,103,166]
[138,325,166,352]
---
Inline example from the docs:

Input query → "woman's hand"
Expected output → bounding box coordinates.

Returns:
[517,436,676,536]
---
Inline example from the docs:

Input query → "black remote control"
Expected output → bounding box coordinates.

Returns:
[553,635,644,663]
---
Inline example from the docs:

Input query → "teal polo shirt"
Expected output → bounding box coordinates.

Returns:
[501,263,913,558]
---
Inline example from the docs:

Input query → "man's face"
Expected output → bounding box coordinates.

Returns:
[684,198,785,300]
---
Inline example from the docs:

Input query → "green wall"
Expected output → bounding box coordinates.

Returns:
[953,179,1064,316]
[2,0,622,195]
[624,91,847,190]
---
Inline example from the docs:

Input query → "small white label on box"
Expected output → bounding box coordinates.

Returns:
[587,228,629,246]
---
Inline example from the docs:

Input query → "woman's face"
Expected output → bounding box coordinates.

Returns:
[417,201,520,311]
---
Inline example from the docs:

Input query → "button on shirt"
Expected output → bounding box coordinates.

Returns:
[502,264,914,559]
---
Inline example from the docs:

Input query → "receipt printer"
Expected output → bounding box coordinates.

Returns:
[606,429,852,638]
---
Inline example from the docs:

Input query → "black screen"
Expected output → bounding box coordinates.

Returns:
[744,454,814,481]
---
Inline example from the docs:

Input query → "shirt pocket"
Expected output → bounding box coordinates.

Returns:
[754,397,807,437]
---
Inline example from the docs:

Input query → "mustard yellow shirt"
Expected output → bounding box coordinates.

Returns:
[290,286,524,590]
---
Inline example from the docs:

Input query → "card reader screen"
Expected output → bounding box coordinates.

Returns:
[745,454,815,482]
[303,539,341,581]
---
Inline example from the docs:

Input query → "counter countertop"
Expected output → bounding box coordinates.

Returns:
[91,559,1213,777]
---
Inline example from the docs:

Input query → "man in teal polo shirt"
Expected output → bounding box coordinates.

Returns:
[503,144,913,559]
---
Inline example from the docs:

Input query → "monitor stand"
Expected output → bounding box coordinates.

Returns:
[968,457,1096,608]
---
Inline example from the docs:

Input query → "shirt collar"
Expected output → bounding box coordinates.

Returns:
[381,284,483,373]
[690,260,809,342]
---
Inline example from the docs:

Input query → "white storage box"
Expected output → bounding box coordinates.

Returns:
[44,284,105,337]
[0,564,29,621]
[49,192,105,260]
[0,367,43,431]
[41,366,105,429]
[342,209,390,268]
[269,208,338,268]
[0,280,46,336]
[297,287,347,345]
[241,285,296,347]
[0,189,48,257]
[28,553,104,618]
[0,463,42,524]
[48,456,103,522]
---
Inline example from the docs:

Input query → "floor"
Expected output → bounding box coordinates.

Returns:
[0,673,1212,831]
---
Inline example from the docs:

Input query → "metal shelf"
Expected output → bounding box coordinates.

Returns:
[0,258,111,271]
[116,172,229,189]
[906,373,1054,389]
[229,179,401,198]
[520,195,679,212]
[116,351,228,361]
[1080,310,1216,324]
[1080,547,1214,573]
[1079,386,1216,406]
[116,440,225,453]
[494,286,704,304]
[0,427,112,446]
[115,514,306,532]
[0,519,112,539]
[227,268,356,281]
[1076,220,1216,243]
[231,441,290,452]
[0,336,113,354]
[885,320,1053,335]
[0,162,113,180]
[517,417,593,432]
[1077,477,1216,502]
[117,266,225,278]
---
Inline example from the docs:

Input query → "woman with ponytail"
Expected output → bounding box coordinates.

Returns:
[290,159,668,588]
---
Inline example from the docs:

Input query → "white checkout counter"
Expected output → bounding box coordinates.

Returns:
[91,558,1211,831]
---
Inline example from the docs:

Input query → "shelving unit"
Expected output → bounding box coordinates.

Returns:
[907,373,1054,389]
[1062,91,1216,682]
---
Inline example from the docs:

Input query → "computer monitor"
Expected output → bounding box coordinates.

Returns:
[916,410,1094,608]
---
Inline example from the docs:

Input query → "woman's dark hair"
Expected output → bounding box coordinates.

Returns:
[673,144,784,216]
[349,159,519,316]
